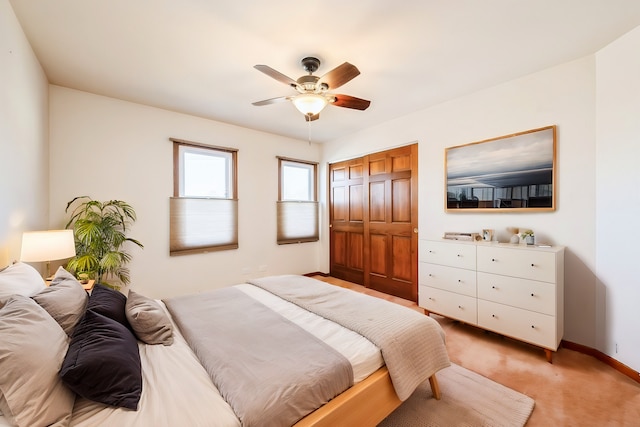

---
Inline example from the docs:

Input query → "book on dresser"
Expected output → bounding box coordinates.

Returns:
[418,239,564,362]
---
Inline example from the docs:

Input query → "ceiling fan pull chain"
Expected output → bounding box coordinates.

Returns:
[308,117,312,145]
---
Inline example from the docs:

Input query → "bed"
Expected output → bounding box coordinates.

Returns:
[0,262,450,427]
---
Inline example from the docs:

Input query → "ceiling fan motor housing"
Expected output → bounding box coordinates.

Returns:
[297,75,321,92]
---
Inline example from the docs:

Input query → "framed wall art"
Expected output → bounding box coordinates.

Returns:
[445,125,556,212]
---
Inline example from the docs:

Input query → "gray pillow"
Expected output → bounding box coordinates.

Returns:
[32,266,89,336]
[0,262,46,304]
[125,290,174,345]
[0,295,75,426]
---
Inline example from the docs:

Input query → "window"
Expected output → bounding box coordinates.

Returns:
[170,139,238,255]
[277,157,319,244]
[178,145,233,198]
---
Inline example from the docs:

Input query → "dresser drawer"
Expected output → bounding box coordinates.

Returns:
[477,272,555,315]
[419,263,476,297]
[478,300,558,350]
[419,285,477,324]
[477,246,556,283]
[420,240,476,270]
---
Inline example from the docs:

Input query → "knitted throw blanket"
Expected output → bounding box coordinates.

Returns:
[248,275,451,401]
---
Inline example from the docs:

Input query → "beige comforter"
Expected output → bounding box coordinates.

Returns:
[249,275,451,401]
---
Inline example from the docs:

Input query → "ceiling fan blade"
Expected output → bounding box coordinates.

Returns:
[317,62,360,89]
[304,113,320,122]
[331,94,371,110]
[254,65,298,88]
[252,96,290,106]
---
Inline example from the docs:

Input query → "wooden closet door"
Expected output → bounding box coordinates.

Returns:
[366,144,418,301]
[329,158,366,284]
[329,144,418,302]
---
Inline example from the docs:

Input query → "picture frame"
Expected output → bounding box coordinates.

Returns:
[482,229,494,241]
[445,125,556,212]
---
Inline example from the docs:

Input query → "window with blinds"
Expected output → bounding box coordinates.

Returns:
[277,157,319,244]
[170,139,238,255]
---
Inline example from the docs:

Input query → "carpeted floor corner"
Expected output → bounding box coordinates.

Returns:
[378,364,535,427]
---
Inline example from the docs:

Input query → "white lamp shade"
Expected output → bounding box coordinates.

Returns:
[20,230,76,262]
[292,94,328,116]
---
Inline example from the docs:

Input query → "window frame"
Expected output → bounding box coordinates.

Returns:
[276,156,319,245]
[172,139,237,199]
[170,138,239,255]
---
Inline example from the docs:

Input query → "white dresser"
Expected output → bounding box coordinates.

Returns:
[419,239,564,362]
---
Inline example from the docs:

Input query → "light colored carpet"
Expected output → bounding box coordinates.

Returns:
[379,363,535,427]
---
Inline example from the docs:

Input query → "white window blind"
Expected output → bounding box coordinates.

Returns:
[170,197,238,255]
[277,201,319,244]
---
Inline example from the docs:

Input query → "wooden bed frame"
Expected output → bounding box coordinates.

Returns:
[295,367,441,427]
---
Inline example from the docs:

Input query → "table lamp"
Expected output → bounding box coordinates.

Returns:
[20,230,76,279]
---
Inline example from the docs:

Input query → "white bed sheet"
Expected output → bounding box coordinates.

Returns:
[0,284,384,426]
[236,283,384,382]
[68,301,241,427]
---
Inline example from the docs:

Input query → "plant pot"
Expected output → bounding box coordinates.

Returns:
[525,236,534,245]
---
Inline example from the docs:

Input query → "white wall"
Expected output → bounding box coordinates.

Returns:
[0,0,49,267]
[321,57,600,352]
[48,86,321,298]
[595,26,640,371]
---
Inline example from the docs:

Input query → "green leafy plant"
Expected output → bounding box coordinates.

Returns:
[65,196,143,287]
[519,229,534,238]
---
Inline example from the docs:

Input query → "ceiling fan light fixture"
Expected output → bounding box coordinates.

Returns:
[292,93,328,116]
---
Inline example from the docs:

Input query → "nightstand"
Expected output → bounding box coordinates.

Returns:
[45,278,95,291]
[80,279,96,291]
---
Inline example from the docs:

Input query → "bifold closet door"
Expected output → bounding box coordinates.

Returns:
[329,157,366,285]
[329,144,418,302]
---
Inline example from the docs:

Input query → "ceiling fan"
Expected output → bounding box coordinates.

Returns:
[252,56,371,121]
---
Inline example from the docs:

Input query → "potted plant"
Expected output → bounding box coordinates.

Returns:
[65,196,144,288]
[520,229,535,245]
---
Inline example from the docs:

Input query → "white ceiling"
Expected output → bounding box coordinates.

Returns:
[9,0,640,143]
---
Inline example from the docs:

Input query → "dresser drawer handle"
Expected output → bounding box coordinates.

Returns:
[457,279,462,283]
[492,285,497,289]
[457,254,462,257]
[491,258,496,262]
[531,325,536,329]
[491,314,497,318]
[531,293,535,297]
[428,274,433,277]
[458,305,463,309]
[531,263,535,267]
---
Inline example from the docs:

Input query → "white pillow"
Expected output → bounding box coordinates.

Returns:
[126,290,174,345]
[0,295,75,426]
[0,262,45,304]
[32,267,89,336]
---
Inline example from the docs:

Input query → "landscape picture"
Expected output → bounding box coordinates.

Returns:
[445,126,556,211]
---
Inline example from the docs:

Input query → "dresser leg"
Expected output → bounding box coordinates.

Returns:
[544,349,553,363]
[424,309,431,317]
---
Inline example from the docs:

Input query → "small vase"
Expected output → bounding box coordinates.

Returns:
[525,236,534,245]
